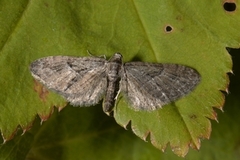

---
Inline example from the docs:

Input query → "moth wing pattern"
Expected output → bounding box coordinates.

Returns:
[120,62,201,111]
[30,56,108,106]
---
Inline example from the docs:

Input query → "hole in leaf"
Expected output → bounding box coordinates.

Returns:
[223,1,236,12]
[165,25,173,33]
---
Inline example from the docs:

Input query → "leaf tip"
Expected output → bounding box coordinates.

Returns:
[171,145,189,157]
[38,107,55,123]
[21,121,34,135]
[1,127,19,143]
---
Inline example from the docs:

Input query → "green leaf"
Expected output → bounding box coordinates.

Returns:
[0,0,239,157]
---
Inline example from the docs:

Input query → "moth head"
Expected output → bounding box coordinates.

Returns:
[108,52,123,62]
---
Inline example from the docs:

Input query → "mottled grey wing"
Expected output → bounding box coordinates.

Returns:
[30,56,108,106]
[121,62,201,111]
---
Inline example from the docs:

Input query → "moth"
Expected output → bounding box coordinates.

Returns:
[30,53,200,115]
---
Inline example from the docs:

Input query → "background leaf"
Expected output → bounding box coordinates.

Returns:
[0,0,239,158]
